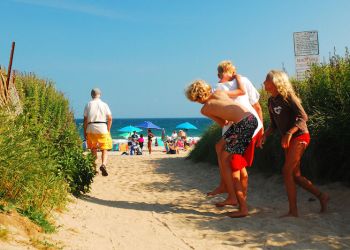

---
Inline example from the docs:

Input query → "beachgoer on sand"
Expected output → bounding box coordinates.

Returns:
[131,131,139,140]
[208,60,264,208]
[186,80,257,218]
[171,130,178,140]
[147,129,155,154]
[83,88,112,176]
[138,134,144,151]
[258,70,329,217]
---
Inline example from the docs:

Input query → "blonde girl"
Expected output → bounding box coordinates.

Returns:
[258,70,329,217]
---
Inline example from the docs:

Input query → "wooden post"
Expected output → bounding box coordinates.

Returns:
[6,42,15,93]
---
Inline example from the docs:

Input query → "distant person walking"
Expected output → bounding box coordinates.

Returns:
[147,129,155,154]
[84,88,112,176]
[258,70,329,217]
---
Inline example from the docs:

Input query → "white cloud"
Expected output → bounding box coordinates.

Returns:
[13,0,126,19]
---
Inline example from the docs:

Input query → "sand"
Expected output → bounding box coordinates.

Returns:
[2,148,350,249]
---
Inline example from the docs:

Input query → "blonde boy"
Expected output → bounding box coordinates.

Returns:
[186,80,258,218]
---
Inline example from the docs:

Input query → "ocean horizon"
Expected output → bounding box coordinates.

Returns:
[76,117,212,140]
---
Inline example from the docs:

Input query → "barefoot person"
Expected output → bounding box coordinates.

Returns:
[84,88,112,176]
[258,70,329,217]
[186,80,258,218]
[147,129,155,154]
[208,60,264,208]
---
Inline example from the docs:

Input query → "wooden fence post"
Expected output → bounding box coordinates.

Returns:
[6,42,15,95]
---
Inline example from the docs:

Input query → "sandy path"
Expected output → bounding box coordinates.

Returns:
[51,151,350,250]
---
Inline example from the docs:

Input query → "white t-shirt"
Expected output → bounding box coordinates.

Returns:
[84,98,112,134]
[171,132,178,140]
[215,76,262,136]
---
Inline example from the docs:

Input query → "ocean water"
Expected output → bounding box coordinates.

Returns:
[75,118,212,140]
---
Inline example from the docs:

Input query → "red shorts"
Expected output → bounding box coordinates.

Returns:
[230,129,262,172]
[291,133,310,146]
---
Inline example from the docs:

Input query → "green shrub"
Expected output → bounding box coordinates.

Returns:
[15,73,96,195]
[188,123,221,165]
[0,72,95,230]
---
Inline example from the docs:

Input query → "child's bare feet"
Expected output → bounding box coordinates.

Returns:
[319,192,330,213]
[215,198,238,207]
[227,210,248,218]
[207,186,226,196]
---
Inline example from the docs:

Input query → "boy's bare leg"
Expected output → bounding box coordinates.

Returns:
[207,138,227,196]
[293,162,329,213]
[215,152,237,207]
[227,169,249,218]
[240,168,248,199]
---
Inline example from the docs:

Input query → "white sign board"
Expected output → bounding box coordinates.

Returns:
[295,55,319,80]
[294,31,319,80]
[294,31,319,56]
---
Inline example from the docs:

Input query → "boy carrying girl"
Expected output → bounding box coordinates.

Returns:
[185,80,257,218]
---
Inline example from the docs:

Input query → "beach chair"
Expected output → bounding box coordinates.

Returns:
[119,143,128,154]
[112,143,119,151]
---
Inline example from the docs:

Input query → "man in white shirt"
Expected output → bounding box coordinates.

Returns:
[84,88,112,176]
[207,60,264,207]
[171,130,178,140]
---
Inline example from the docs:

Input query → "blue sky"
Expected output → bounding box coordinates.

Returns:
[1,0,349,118]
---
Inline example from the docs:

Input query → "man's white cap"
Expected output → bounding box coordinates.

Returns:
[91,88,101,97]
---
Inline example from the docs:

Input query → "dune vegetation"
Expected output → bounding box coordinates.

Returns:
[0,71,95,232]
[189,50,350,184]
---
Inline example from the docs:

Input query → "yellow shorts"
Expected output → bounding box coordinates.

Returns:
[86,133,112,150]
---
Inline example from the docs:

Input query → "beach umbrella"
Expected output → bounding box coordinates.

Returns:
[135,121,162,130]
[118,125,142,133]
[176,122,198,130]
[118,132,131,139]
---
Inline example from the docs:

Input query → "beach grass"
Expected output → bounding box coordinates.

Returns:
[0,227,9,241]
[0,71,95,231]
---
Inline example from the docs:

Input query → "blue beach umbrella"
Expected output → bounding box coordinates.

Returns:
[176,122,198,130]
[118,125,142,133]
[135,121,162,130]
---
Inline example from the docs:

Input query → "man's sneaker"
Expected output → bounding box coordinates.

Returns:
[100,165,108,176]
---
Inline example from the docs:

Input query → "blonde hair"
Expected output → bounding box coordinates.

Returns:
[185,80,212,103]
[265,70,301,103]
[217,60,236,78]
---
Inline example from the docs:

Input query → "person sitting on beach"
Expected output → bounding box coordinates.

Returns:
[83,88,112,176]
[258,70,329,217]
[208,60,264,208]
[166,140,179,154]
[171,130,178,140]
[186,80,258,218]
[176,139,184,149]
[178,130,187,140]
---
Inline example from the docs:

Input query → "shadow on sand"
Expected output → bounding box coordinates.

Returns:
[81,155,350,249]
